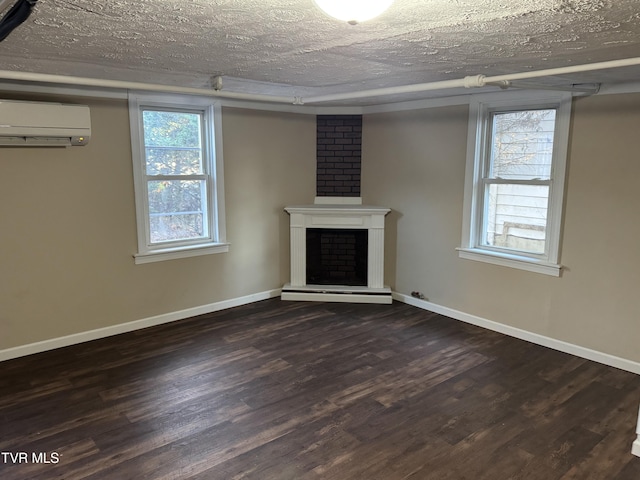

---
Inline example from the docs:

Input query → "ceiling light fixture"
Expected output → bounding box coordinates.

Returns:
[313,0,394,25]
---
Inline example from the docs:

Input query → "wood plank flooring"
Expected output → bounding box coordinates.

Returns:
[1,299,639,479]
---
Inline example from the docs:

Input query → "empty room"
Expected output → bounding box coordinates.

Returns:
[1,0,639,478]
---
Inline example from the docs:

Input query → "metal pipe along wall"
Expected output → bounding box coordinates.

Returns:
[1,56,640,105]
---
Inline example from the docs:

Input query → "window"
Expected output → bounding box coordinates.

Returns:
[459,91,571,276]
[129,93,227,264]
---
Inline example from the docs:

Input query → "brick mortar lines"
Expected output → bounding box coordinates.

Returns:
[316,115,362,197]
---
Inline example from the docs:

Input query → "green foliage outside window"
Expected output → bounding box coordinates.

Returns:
[142,110,208,243]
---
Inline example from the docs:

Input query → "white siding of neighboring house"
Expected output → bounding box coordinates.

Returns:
[485,112,555,253]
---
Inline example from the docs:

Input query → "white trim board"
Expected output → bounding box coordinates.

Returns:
[634,408,640,458]
[0,289,282,362]
[3,80,640,116]
[392,292,640,376]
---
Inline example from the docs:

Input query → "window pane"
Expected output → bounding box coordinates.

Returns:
[142,110,203,175]
[490,109,556,180]
[483,184,549,254]
[148,180,208,243]
[145,148,202,175]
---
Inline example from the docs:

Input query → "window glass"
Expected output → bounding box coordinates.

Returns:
[489,109,555,180]
[483,184,549,254]
[142,110,203,175]
[147,179,207,243]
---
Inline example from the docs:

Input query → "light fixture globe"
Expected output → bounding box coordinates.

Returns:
[313,0,394,24]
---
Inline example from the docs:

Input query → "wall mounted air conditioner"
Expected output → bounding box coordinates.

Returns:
[0,99,91,146]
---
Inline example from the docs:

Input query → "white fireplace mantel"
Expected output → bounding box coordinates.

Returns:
[282,202,392,304]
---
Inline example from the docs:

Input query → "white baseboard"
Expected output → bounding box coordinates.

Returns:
[392,292,640,376]
[634,407,640,458]
[6,289,638,375]
[0,289,282,362]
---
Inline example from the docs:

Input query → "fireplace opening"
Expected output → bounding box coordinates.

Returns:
[306,228,368,286]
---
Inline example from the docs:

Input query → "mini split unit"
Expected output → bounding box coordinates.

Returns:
[0,99,91,146]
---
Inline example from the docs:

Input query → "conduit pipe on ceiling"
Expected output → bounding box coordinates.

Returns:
[0,69,299,104]
[302,56,640,104]
[0,56,640,105]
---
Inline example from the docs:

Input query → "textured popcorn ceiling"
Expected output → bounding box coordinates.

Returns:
[1,0,640,103]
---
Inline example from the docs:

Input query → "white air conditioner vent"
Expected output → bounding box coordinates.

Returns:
[0,100,91,147]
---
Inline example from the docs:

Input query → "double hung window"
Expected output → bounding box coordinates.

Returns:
[129,93,227,263]
[459,91,571,276]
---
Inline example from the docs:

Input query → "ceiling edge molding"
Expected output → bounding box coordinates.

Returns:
[597,82,640,96]
[0,81,128,100]
[361,95,472,114]
[218,98,362,115]
[1,79,640,116]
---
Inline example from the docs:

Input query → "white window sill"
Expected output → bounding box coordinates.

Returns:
[134,243,230,264]
[456,248,562,277]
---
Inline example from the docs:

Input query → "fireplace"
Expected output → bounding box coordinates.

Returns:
[282,197,392,304]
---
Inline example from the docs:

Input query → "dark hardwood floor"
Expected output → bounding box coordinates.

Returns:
[1,299,639,479]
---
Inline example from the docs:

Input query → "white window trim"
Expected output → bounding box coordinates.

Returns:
[129,92,227,264]
[459,90,572,277]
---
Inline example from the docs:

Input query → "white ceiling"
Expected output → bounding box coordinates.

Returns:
[1,0,640,105]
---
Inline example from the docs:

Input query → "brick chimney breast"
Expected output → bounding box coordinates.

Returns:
[316,115,362,197]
